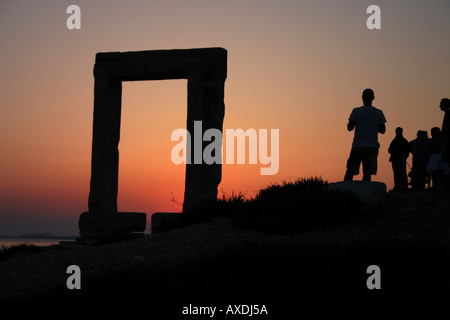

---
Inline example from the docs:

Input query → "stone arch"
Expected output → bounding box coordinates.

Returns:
[78,48,227,243]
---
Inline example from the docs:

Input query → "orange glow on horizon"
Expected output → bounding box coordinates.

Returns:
[1,1,449,235]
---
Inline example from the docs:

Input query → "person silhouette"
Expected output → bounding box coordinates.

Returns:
[344,88,387,181]
[440,98,450,166]
[426,127,449,187]
[409,130,430,189]
[388,127,409,190]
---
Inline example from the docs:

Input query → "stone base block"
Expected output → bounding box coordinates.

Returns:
[79,211,147,233]
[76,232,145,245]
[151,212,182,233]
[78,212,146,244]
[325,181,386,207]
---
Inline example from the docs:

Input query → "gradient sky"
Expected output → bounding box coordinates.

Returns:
[1,0,449,236]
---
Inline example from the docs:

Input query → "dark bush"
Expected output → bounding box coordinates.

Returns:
[235,177,363,233]
[0,243,39,264]
[181,177,363,234]
[180,191,249,225]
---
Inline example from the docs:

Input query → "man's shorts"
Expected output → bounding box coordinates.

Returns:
[346,147,379,175]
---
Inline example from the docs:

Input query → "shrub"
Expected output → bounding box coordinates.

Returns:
[180,177,363,234]
[181,191,249,225]
[231,177,363,233]
[0,243,39,264]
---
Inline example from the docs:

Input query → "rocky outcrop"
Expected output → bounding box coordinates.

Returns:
[325,181,386,208]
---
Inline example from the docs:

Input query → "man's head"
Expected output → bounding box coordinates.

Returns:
[395,127,403,136]
[431,127,441,138]
[440,98,450,112]
[417,130,428,140]
[362,88,375,106]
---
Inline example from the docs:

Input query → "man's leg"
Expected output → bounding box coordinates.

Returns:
[344,149,361,181]
[392,162,399,188]
[361,151,372,181]
[400,161,408,189]
[392,161,404,188]
[362,147,378,182]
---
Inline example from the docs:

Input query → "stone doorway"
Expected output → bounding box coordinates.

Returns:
[78,48,227,243]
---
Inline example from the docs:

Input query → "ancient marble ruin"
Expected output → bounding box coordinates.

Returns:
[78,48,227,243]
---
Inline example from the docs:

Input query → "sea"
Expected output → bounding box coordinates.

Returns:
[0,237,75,247]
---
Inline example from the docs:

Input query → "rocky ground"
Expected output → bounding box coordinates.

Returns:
[1,186,450,300]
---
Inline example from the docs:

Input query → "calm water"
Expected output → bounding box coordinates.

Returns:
[0,238,73,247]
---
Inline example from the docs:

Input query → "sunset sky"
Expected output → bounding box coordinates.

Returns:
[1,0,449,236]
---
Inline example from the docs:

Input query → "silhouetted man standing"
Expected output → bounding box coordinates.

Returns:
[344,88,386,181]
[388,127,409,189]
[440,98,450,165]
[409,130,430,190]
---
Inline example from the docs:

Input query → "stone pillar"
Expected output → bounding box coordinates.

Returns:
[183,74,225,211]
[79,76,146,244]
[88,77,122,214]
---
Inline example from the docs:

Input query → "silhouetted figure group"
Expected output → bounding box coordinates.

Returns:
[345,90,450,190]
[392,98,450,190]
[395,126,450,190]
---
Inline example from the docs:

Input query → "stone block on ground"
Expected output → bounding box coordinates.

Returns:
[76,232,145,245]
[151,212,183,233]
[79,212,147,233]
[325,181,386,207]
